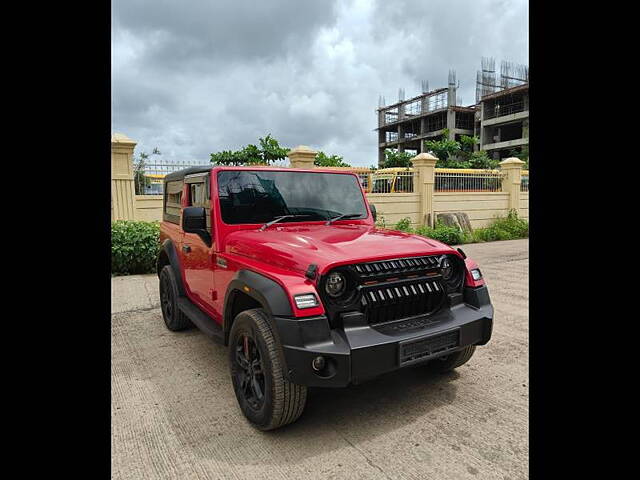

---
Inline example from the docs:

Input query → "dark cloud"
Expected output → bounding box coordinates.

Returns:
[112,0,528,166]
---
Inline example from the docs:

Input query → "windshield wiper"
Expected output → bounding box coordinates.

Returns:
[259,215,312,231]
[325,213,362,225]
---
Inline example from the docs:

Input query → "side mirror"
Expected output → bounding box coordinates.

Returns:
[369,203,377,222]
[182,207,211,245]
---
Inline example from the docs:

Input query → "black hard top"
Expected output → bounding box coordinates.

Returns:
[164,166,212,183]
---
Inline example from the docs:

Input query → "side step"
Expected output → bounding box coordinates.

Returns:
[177,297,225,345]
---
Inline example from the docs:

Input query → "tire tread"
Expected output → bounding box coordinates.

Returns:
[234,309,307,430]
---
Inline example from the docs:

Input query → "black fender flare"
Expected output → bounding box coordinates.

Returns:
[223,269,293,344]
[158,239,186,296]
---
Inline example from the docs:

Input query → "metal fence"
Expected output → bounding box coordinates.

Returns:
[135,160,208,195]
[435,169,504,192]
[521,170,529,192]
[369,170,415,193]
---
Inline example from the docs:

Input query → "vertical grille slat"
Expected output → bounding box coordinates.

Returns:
[360,277,445,325]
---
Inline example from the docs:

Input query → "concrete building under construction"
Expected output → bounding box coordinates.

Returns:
[376,58,529,165]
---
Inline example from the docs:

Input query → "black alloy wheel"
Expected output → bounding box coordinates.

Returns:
[160,273,174,320]
[234,334,266,411]
[228,308,307,430]
[158,265,191,331]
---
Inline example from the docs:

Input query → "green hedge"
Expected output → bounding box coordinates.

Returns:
[111,221,160,275]
[391,210,528,246]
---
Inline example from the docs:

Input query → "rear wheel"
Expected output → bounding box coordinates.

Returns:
[159,265,191,331]
[229,308,307,430]
[429,345,476,373]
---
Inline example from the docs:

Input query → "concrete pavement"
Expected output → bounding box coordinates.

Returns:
[111,238,528,480]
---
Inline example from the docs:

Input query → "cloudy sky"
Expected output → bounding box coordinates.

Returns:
[112,0,528,167]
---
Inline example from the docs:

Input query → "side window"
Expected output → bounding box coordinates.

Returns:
[164,180,184,223]
[189,183,207,207]
[185,174,211,234]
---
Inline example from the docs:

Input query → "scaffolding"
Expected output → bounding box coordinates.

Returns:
[476,57,528,102]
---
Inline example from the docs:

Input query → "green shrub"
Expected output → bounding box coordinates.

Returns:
[468,210,529,243]
[416,222,464,245]
[393,217,413,232]
[111,221,160,275]
[391,218,464,246]
[390,210,527,246]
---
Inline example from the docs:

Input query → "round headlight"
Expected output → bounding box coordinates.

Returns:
[325,272,346,297]
[440,256,453,280]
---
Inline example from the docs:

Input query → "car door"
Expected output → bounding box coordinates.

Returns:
[182,173,216,312]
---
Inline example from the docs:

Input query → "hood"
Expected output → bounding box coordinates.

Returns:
[223,224,453,276]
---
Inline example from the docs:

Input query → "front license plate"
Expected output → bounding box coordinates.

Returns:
[398,329,460,366]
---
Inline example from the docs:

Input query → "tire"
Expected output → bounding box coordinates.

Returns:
[159,265,192,331]
[429,345,476,373]
[229,308,307,430]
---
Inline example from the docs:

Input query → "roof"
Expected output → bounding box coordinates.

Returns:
[163,166,213,182]
[163,165,365,183]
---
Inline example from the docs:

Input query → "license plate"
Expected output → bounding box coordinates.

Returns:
[398,329,460,366]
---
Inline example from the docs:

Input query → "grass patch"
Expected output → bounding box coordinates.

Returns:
[390,210,528,246]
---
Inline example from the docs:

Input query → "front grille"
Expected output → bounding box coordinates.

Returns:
[320,255,449,327]
[351,255,440,279]
[360,276,445,325]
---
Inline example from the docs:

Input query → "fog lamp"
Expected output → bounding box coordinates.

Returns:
[312,356,326,371]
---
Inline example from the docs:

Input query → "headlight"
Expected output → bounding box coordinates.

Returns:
[325,272,347,298]
[471,268,482,281]
[294,293,319,309]
[440,256,453,280]
[439,254,464,292]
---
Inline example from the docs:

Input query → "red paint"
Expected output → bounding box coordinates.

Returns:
[160,167,486,323]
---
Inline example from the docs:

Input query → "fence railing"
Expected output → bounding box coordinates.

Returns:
[435,169,504,192]
[484,101,525,120]
[369,170,415,193]
[135,160,207,195]
[521,170,529,192]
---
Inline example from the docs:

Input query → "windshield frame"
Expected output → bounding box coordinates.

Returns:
[214,167,372,228]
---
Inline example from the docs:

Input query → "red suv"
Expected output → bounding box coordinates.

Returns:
[157,166,493,430]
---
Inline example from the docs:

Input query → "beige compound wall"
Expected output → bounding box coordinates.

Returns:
[134,195,163,222]
[365,193,422,227]
[433,192,511,229]
[519,192,529,220]
[128,189,528,228]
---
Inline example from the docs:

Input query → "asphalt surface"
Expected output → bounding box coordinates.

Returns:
[112,238,528,480]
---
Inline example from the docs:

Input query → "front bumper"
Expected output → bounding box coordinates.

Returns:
[274,285,493,387]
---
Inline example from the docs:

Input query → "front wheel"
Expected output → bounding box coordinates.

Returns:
[229,308,307,430]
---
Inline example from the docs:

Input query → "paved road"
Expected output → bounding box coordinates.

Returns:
[112,239,528,480]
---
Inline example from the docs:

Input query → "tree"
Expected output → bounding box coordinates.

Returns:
[468,150,499,169]
[423,137,461,167]
[423,131,498,169]
[133,147,161,194]
[210,134,289,166]
[509,146,529,169]
[382,149,414,168]
[314,151,351,167]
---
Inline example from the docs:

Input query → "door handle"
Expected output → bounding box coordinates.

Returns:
[182,245,191,254]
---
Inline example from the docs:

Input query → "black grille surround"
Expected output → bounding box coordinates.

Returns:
[319,254,462,327]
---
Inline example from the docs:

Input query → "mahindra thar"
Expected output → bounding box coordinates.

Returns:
[157,166,493,430]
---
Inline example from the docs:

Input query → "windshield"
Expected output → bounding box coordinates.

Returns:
[217,170,368,225]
